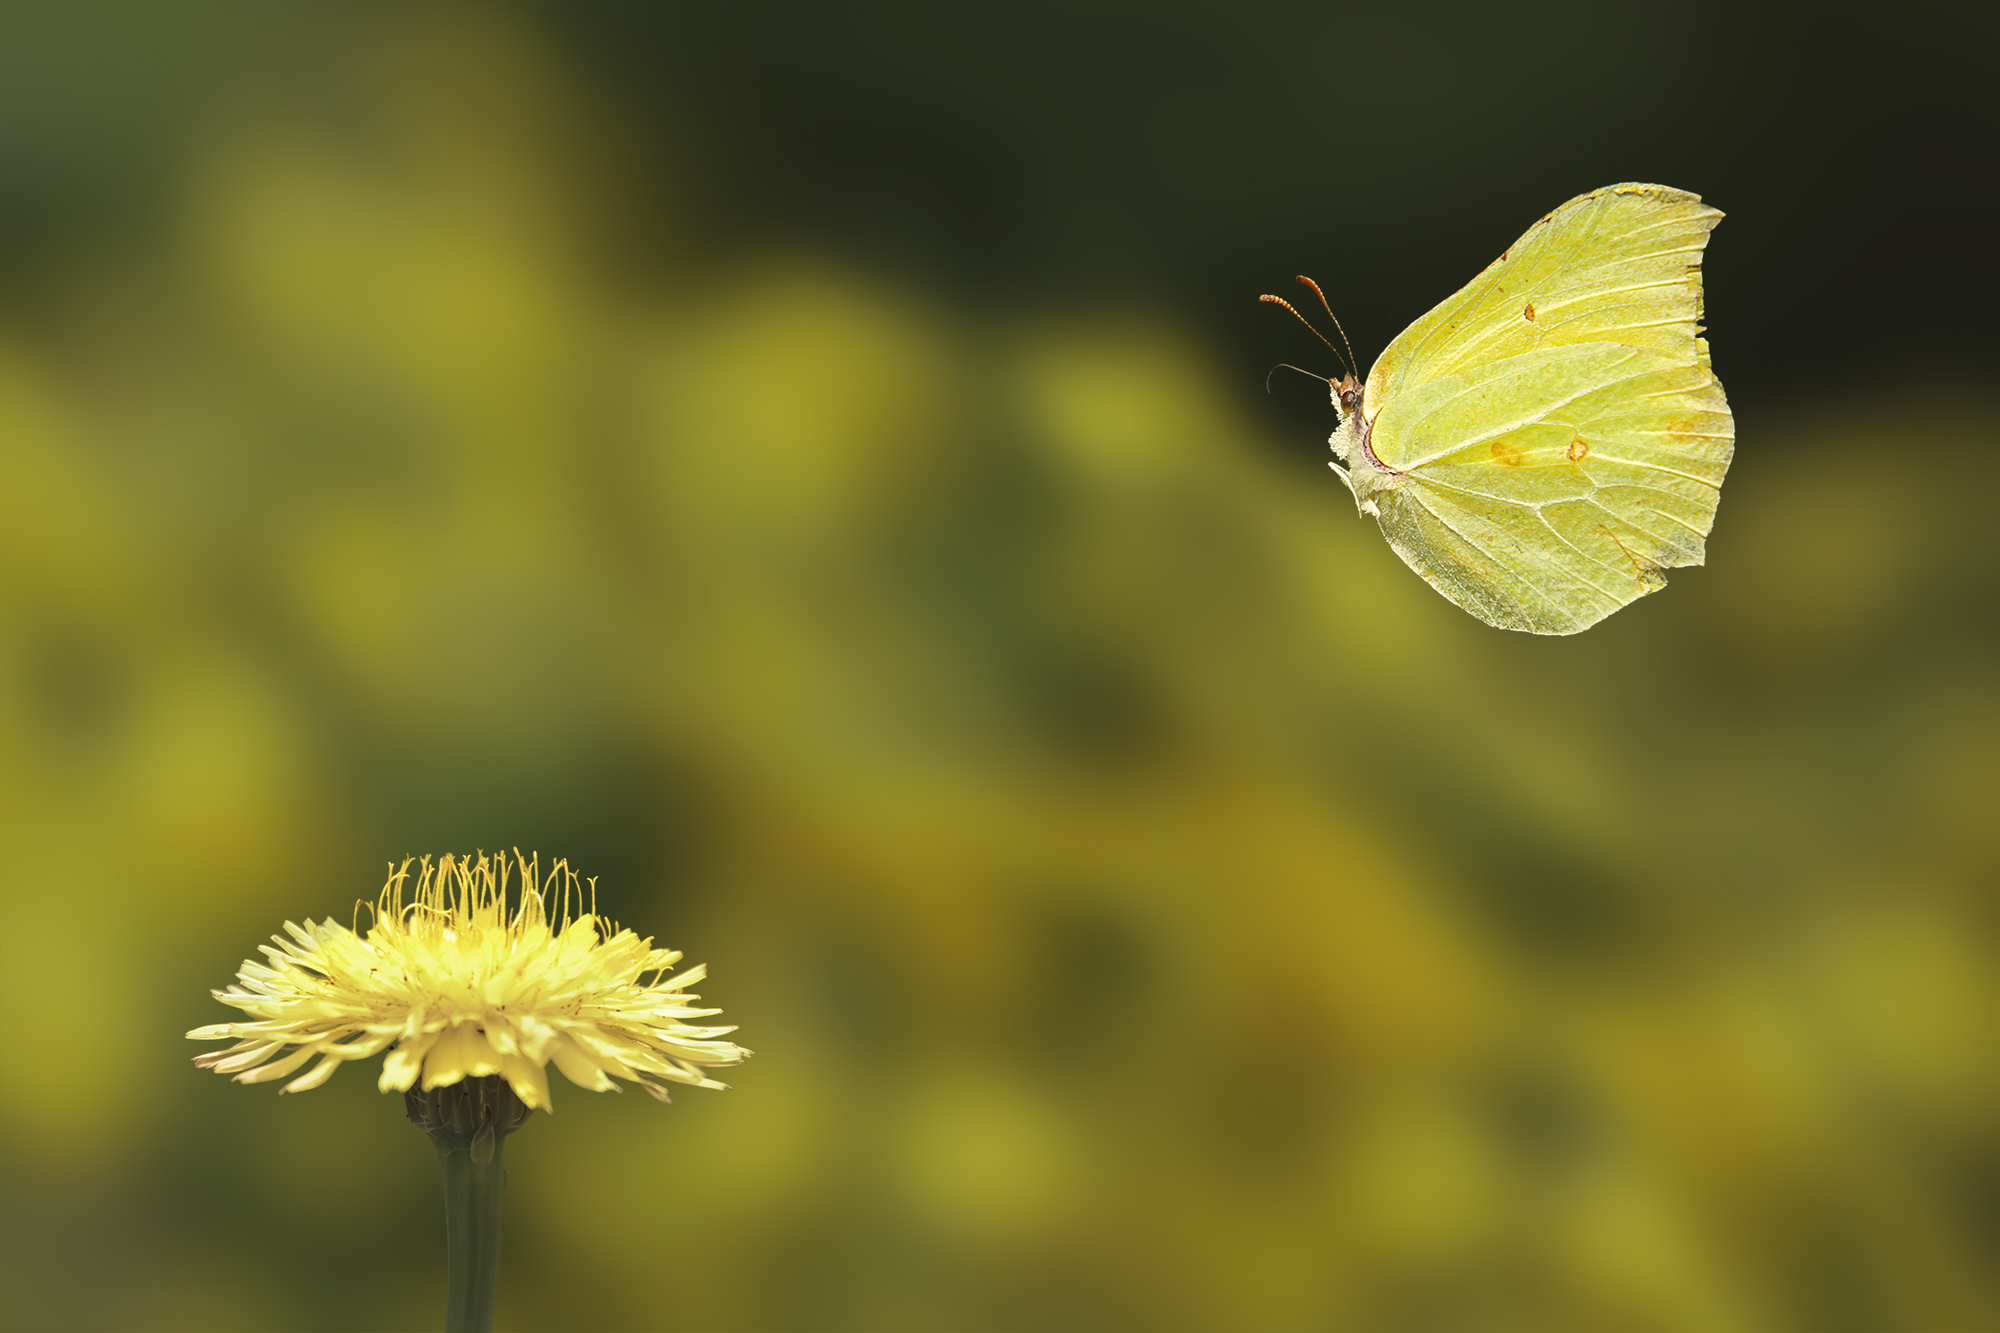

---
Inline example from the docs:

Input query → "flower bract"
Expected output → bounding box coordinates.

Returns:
[188,852,749,1110]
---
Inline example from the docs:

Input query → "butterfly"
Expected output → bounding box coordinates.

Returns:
[1265,183,1733,635]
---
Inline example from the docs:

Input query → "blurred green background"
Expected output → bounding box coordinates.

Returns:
[2,2,1997,1330]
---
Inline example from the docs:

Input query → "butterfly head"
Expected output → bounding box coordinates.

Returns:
[1333,372,1362,416]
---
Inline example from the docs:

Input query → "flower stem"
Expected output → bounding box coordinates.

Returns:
[408,1076,533,1333]
[439,1129,506,1333]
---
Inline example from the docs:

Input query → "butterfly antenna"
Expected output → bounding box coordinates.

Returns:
[1266,362,1331,393]
[1294,276,1359,382]
[1258,293,1352,379]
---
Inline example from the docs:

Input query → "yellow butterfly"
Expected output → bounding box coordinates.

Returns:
[1267,183,1733,635]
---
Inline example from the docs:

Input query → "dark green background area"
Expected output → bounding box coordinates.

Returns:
[5,2,1993,395]
[538,0,1995,394]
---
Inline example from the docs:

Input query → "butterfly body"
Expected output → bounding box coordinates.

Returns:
[1325,372,1399,515]
[1313,183,1732,635]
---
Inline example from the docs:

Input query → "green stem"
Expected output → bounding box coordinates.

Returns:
[438,1129,507,1333]
[408,1076,533,1333]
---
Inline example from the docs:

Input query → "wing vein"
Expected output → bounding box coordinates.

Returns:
[1399,359,1654,469]
[1590,458,1725,489]
[1416,490,1622,602]
[1536,277,1687,309]
[1584,498,1694,552]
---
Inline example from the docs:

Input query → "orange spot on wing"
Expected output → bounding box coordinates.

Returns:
[1491,439,1524,467]
[1566,438,1589,462]
[1523,302,1536,321]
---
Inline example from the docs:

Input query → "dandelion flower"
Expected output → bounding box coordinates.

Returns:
[188,852,750,1111]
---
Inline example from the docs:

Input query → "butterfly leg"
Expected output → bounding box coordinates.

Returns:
[1327,459,1356,501]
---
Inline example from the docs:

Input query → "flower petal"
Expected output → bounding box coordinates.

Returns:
[658,964,707,990]
[378,1032,441,1092]
[421,1023,504,1089]
[501,1052,552,1112]
[565,1026,652,1077]
[207,1041,285,1075]
[281,1053,344,1095]
[546,1033,619,1091]
[233,1044,322,1084]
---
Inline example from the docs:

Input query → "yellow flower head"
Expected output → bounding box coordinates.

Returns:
[188,852,749,1111]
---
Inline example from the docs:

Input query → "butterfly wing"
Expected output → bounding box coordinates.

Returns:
[1362,183,1733,634]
